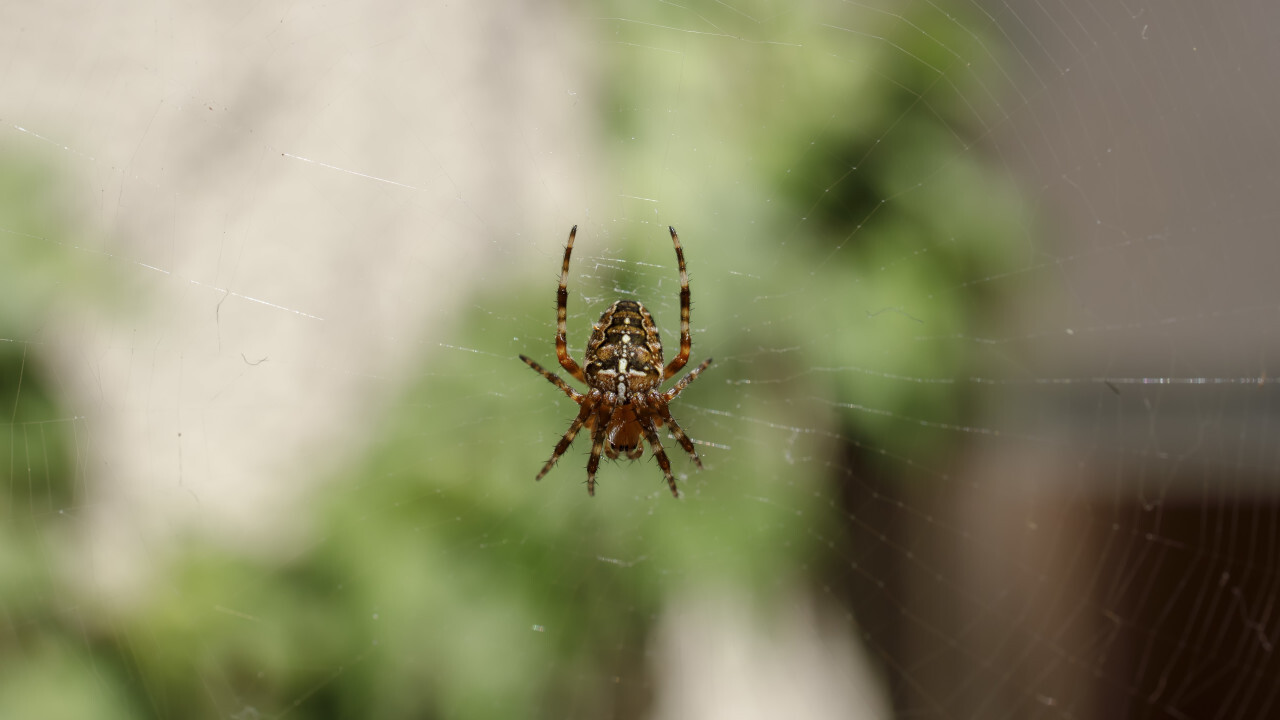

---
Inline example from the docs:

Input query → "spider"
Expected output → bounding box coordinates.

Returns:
[519,225,713,497]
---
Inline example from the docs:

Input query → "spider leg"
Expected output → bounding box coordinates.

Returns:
[585,401,615,496]
[519,354,583,401]
[535,400,594,482]
[585,422,607,497]
[663,357,713,402]
[639,417,681,498]
[663,226,693,380]
[656,403,703,469]
[555,225,588,383]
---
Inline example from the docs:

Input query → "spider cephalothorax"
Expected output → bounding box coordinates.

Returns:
[519,225,712,497]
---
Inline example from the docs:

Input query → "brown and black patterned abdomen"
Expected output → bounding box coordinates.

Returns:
[583,300,665,394]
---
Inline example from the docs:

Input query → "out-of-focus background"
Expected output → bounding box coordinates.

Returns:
[2,1,1277,718]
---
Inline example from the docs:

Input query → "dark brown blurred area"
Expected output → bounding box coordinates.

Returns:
[841,0,1280,717]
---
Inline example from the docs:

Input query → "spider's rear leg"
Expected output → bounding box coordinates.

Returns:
[639,419,680,498]
[536,402,592,482]
[656,404,703,469]
[585,415,611,497]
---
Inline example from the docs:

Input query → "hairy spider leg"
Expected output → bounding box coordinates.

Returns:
[663,226,693,379]
[663,357,713,403]
[519,354,584,401]
[638,417,680,497]
[555,225,588,383]
[535,400,593,482]
[655,402,703,469]
[585,398,616,496]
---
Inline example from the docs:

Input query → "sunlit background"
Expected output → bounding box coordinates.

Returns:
[2,1,1277,718]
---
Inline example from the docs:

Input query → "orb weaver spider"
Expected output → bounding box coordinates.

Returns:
[519,226,712,497]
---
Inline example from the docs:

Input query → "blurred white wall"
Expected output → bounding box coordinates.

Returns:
[1,0,594,595]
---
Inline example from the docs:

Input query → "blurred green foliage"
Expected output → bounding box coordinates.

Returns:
[0,1,1028,718]
[598,0,1029,461]
[0,154,124,720]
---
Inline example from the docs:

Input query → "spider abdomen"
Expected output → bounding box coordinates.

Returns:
[583,299,665,395]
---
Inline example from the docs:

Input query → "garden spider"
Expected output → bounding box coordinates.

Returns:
[519,225,712,497]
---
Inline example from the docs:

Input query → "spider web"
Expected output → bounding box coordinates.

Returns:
[1,0,1277,718]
